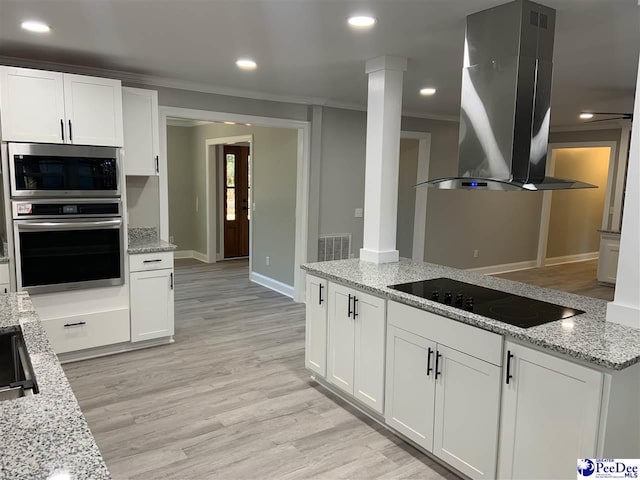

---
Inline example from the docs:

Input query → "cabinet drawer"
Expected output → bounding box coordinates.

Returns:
[388,301,503,366]
[42,308,130,354]
[129,251,173,272]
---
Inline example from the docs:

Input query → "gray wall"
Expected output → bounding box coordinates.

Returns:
[125,176,160,229]
[167,125,197,250]
[396,138,419,258]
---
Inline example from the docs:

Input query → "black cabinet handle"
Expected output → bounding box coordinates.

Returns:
[143,259,162,263]
[506,350,514,384]
[435,351,443,379]
[68,120,73,143]
[170,272,174,290]
[426,347,434,376]
[64,321,86,328]
[155,155,159,173]
[348,294,353,318]
[319,284,324,305]
[60,119,65,141]
[353,296,358,319]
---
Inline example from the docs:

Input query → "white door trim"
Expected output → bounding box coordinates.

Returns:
[159,106,311,302]
[400,130,432,262]
[204,135,253,265]
[536,141,618,267]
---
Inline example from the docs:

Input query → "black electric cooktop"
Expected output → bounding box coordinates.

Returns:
[387,278,584,329]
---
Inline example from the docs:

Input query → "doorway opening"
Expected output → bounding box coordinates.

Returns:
[223,144,250,259]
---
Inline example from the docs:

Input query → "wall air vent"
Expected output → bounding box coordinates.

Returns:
[318,234,352,262]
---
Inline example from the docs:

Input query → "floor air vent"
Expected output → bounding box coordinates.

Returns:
[318,234,352,262]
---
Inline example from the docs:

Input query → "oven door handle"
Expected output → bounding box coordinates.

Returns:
[17,219,122,231]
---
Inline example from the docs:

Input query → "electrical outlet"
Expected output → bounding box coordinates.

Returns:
[169,235,175,243]
[266,256,270,266]
[354,208,363,218]
[473,249,479,258]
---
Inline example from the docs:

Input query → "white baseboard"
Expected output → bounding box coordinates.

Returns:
[250,271,294,298]
[174,249,211,263]
[467,260,538,275]
[544,251,599,266]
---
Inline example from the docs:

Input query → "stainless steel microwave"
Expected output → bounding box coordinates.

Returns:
[8,143,120,198]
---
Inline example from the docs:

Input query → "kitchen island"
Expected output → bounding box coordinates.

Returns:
[302,258,640,480]
[0,293,110,480]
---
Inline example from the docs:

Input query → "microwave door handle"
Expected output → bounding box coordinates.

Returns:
[18,220,122,231]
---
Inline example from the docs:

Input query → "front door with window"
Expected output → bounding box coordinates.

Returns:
[224,145,250,258]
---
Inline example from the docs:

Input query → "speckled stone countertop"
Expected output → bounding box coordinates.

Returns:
[302,259,640,371]
[127,227,177,255]
[0,293,110,479]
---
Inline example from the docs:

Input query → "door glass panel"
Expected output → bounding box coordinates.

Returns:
[19,228,121,287]
[13,155,118,191]
[226,189,236,221]
[226,154,235,187]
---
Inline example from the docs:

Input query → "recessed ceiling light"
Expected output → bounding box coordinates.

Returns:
[245,123,252,126]
[224,121,236,125]
[420,87,437,96]
[347,15,377,28]
[579,113,594,120]
[236,59,257,70]
[21,20,50,33]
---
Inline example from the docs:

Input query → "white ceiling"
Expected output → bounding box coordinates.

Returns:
[0,0,638,126]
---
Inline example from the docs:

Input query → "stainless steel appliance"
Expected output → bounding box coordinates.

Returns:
[8,143,120,198]
[13,199,124,294]
[0,330,38,402]
[388,278,584,328]
[423,0,596,191]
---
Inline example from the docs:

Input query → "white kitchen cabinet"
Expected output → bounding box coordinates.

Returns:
[122,87,159,175]
[497,340,603,480]
[63,74,123,146]
[305,274,328,377]
[0,67,66,143]
[597,232,620,285]
[385,325,437,451]
[433,345,501,479]
[327,282,386,413]
[130,253,175,342]
[0,66,123,146]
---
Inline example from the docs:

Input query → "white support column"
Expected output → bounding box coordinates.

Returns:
[360,56,407,264]
[607,53,640,328]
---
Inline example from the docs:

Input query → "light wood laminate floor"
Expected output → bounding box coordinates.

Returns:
[495,259,615,301]
[65,259,459,480]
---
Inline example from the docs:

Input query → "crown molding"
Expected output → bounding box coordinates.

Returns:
[166,118,214,127]
[0,54,459,123]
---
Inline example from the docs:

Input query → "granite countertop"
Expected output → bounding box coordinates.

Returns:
[128,238,177,255]
[302,259,640,371]
[0,293,110,479]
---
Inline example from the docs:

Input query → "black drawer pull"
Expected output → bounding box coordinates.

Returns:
[64,321,86,328]
[68,120,73,143]
[319,284,324,305]
[506,350,514,384]
[348,294,353,318]
[143,259,162,263]
[426,347,434,376]
[170,272,174,290]
[352,297,358,319]
[60,119,64,141]
[435,351,443,379]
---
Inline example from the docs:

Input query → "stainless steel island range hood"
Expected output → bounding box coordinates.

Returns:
[423,0,596,191]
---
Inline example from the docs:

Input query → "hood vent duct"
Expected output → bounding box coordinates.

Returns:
[422,0,596,191]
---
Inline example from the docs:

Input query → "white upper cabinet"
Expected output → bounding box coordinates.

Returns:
[498,341,603,480]
[122,87,159,175]
[0,67,66,143]
[63,74,123,147]
[0,66,123,146]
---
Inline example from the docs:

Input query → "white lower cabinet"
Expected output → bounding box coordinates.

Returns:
[305,274,328,376]
[497,340,603,480]
[385,301,502,480]
[327,282,386,414]
[129,253,175,342]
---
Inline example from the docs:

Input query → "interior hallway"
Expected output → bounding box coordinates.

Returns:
[64,259,458,480]
[495,259,614,301]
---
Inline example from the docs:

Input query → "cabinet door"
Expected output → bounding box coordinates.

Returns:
[327,282,355,395]
[385,326,437,451]
[597,239,619,284]
[130,268,175,342]
[63,73,123,146]
[353,289,386,413]
[498,341,603,480]
[122,87,159,175]
[433,346,501,479]
[0,67,65,143]
[305,274,327,377]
